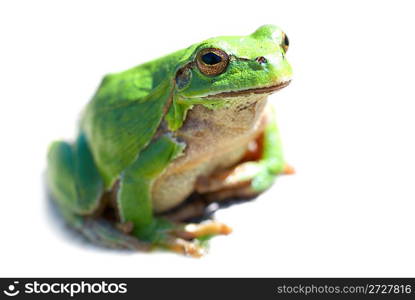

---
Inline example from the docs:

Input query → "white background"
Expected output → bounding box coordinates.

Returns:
[1,0,415,277]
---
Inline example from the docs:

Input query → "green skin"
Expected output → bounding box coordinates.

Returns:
[47,25,293,252]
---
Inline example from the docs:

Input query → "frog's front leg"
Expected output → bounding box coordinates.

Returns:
[196,112,293,201]
[117,135,231,257]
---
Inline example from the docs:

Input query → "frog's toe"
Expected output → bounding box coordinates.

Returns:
[184,221,232,238]
[282,163,295,175]
[171,221,232,240]
[159,236,205,258]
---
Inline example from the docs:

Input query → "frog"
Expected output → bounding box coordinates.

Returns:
[47,24,293,257]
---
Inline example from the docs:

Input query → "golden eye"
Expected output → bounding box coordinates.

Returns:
[196,48,229,76]
[282,33,289,53]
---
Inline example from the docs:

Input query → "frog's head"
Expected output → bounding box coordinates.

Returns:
[174,25,292,106]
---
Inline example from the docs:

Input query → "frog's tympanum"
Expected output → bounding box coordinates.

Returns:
[47,25,293,257]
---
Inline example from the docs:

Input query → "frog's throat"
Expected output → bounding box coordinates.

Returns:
[202,80,291,98]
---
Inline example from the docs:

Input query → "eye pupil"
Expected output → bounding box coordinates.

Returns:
[284,34,289,47]
[201,52,222,65]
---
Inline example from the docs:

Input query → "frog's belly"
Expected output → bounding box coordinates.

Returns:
[151,95,269,213]
[151,142,248,213]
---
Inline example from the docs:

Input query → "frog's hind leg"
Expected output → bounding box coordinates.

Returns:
[115,135,232,257]
[47,134,103,214]
[47,134,150,251]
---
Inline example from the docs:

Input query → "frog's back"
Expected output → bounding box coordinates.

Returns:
[80,48,191,188]
[90,48,191,106]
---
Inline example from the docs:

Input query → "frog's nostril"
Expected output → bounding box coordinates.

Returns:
[255,56,267,64]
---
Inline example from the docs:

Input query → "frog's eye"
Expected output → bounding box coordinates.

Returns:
[282,33,289,53]
[196,48,229,76]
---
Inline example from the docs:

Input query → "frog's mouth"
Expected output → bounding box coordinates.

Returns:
[203,80,291,98]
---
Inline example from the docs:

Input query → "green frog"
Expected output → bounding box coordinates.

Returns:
[47,24,293,257]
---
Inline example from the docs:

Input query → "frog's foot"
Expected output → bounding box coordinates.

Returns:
[60,201,226,257]
[81,217,229,257]
[157,221,232,257]
[196,162,295,202]
[84,218,229,257]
